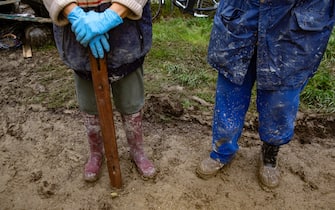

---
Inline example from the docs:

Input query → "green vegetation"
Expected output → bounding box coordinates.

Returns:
[300,30,335,113]
[145,16,217,109]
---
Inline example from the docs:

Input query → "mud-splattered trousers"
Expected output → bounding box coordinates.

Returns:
[210,54,303,163]
[207,0,335,163]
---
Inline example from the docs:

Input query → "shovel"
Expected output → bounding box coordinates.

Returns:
[89,51,122,188]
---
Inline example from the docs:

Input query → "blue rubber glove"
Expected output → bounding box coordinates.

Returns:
[89,33,110,59]
[67,6,86,26]
[67,6,110,58]
[71,9,123,47]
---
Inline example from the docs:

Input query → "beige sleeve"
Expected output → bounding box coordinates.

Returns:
[42,0,148,25]
[111,0,148,20]
[43,0,77,26]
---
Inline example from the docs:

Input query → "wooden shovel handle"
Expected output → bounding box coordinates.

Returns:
[89,52,122,188]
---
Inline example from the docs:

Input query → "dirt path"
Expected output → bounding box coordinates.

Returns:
[0,48,334,210]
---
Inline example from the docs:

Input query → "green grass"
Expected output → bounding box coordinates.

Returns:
[300,30,335,113]
[145,16,217,109]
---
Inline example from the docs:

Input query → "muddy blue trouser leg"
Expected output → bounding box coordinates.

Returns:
[210,68,256,163]
[257,88,301,145]
[210,69,303,164]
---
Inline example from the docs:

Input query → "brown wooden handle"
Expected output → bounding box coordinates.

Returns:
[89,52,122,188]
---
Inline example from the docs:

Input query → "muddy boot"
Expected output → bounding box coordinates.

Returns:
[83,113,104,182]
[258,142,280,188]
[122,112,156,179]
[196,157,225,179]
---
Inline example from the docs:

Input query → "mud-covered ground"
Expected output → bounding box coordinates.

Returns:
[0,46,334,210]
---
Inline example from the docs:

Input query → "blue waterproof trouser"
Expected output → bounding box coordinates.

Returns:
[210,59,304,164]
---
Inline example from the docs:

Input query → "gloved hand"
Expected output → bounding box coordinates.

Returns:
[71,9,123,47]
[67,6,111,58]
[67,6,86,26]
[89,33,110,59]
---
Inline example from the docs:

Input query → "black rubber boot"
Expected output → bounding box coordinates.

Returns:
[258,142,280,188]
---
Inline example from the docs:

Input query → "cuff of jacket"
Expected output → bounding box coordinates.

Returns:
[49,0,77,26]
[111,0,145,20]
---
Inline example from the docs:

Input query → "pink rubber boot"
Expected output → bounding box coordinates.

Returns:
[122,112,157,179]
[83,113,104,182]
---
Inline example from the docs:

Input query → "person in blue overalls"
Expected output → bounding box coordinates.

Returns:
[196,0,335,188]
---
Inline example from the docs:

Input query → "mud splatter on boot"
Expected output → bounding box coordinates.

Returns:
[258,142,280,188]
[196,157,225,179]
[83,113,104,182]
[122,112,156,179]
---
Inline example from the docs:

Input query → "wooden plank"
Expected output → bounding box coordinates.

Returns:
[22,43,32,58]
[89,53,122,189]
[0,13,52,23]
[0,0,19,6]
